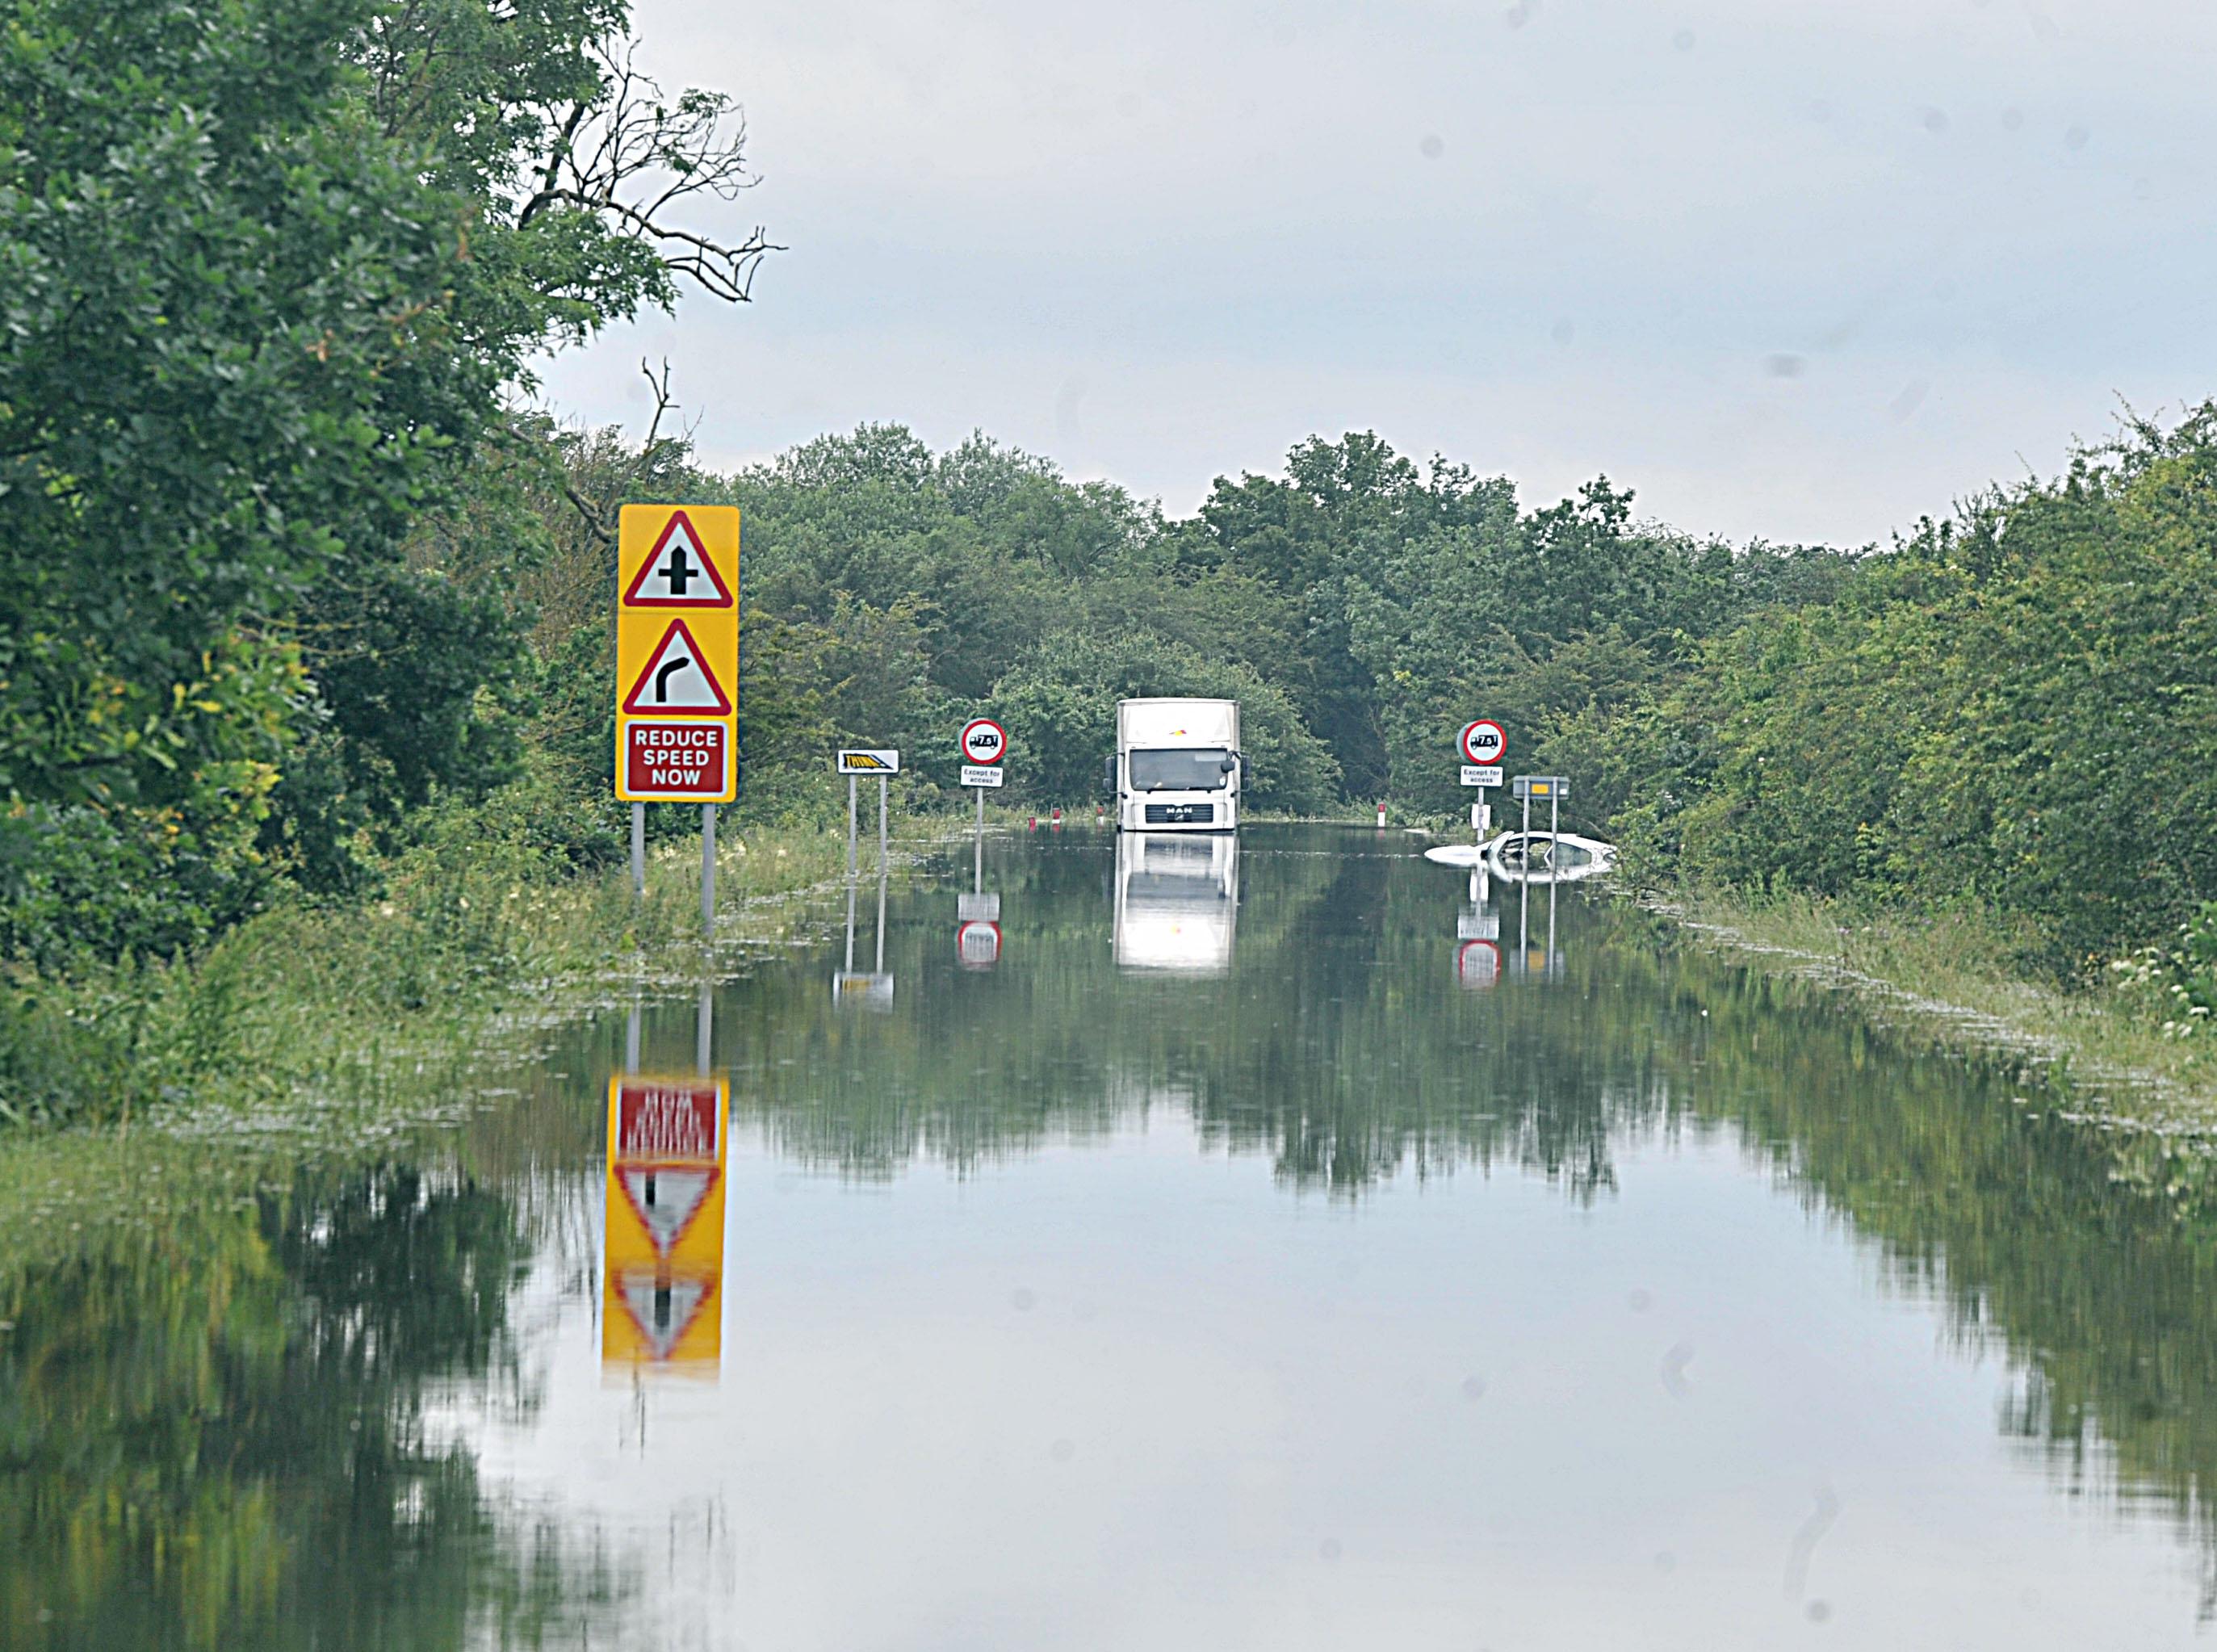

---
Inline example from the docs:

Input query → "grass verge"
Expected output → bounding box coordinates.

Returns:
[1650,887,2217,1125]
[0,789,898,1268]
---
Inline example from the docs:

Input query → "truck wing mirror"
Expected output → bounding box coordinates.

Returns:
[1104,755,1117,795]
[1219,753,1240,774]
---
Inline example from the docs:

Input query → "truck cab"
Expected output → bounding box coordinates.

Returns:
[1111,698,1241,832]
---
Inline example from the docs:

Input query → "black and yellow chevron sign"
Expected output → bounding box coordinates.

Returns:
[836,748,902,774]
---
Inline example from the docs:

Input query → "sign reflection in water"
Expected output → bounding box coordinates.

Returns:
[602,1071,727,1377]
[1456,857,1502,989]
[832,864,897,1007]
[1113,830,1239,974]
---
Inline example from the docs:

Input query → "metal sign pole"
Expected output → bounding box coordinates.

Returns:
[1549,790,1560,878]
[847,774,858,877]
[1519,865,1530,960]
[631,802,647,897]
[701,803,716,933]
[875,865,888,975]
[625,998,640,1074]
[878,774,889,871]
[844,878,857,975]
[696,977,712,1076]
[974,786,985,894]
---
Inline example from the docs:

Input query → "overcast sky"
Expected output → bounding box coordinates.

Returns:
[534,0,2217,547]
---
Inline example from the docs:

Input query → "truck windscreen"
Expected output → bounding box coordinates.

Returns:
[1129,748,1231,791]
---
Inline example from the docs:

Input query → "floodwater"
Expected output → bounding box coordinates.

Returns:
[6,824,2217,1650]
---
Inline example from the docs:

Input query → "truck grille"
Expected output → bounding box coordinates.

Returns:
[1144,803,1213,825]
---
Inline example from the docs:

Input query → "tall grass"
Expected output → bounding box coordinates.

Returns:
[1654,887,2217,1117]
[0,792,861,1134]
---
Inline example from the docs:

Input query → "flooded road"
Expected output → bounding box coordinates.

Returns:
[6,824,2217,1649]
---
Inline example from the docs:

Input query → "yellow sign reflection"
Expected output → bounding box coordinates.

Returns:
[603,1075,727,1377]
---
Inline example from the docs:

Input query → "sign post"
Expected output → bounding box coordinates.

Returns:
[959,718,1008,837]
[958,719,1008,966]
[836,750,901,874]
[1459,720,1507,846]
[616,506,740,929]
[1510,775,1571,872]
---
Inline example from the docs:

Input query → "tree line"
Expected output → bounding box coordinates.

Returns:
[5,0,2214,1001]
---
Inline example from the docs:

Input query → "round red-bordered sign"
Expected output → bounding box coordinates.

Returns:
[1456,938,1502,990]
[961,718,1008,766]
[956,920,1001,969]
[1460,719,1507,765]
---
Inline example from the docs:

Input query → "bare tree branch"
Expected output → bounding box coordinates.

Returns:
[509,38,782,304]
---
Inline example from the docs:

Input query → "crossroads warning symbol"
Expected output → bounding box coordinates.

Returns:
[622,618,733,716]
[613,1271,719,1361]
[621,509,736,607]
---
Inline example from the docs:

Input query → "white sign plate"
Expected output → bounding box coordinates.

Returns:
[836,749,901,774]
[1461,765,1503,787]
[962,765,1004,788]
[1458,909,1501,941]
[958,891,1001,921]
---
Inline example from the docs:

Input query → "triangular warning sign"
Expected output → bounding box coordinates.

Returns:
[622,618,732,716]
[622,510,735,607]
[616,1166,719,1256]
[614,1270,717,1361]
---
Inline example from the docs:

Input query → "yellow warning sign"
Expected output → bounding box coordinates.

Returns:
[617,505,738,803]
[602,1075,727,1377]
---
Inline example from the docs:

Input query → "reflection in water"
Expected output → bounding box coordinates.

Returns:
[832,866,895,1008]
[1454,857,1502,989]
[602,1075,727,1377]
[0,1164,627,1649]
[954,815,1002,969]
[11,827,2217,1645]
[1113,829,1238,974]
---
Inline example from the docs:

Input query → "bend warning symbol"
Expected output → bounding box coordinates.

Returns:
[616,1166,719,1256]
[622,618,733,716]
[622,509,736,607]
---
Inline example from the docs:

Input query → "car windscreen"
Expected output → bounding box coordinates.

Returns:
[1129,748,1231,791]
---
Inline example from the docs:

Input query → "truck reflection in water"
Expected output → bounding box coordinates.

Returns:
[602,1073,727,1379]
[1113,831,1239,975]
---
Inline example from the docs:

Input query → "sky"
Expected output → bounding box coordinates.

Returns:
[534,0,2217,547]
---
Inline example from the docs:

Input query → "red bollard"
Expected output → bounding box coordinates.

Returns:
[1051,807,1062,829]
[1027,816,1037,832]
[1376,802,1388,828]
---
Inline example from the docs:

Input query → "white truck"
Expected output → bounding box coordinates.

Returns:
[1110,698,1241,832]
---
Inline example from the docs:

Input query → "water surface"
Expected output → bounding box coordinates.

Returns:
[5,825,2215,1649]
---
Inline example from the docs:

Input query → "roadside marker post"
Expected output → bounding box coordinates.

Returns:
[615,505,740,930]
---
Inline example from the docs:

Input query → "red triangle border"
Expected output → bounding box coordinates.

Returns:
[622,509,736,607]
[621,618,733,717]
